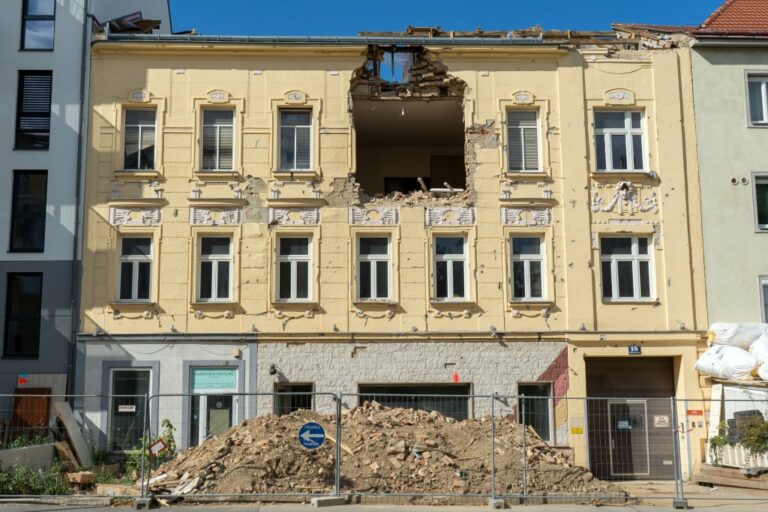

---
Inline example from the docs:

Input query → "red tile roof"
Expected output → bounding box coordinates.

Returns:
[695,0,768,36]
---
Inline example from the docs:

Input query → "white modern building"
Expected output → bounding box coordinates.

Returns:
[691,0,768,323]
[0,0,171,396]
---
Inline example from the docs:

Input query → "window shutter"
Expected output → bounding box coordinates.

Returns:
[218,125,234,169]
[507,111,538,171]
[16,71,53,149]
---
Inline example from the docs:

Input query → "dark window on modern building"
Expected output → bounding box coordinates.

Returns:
[274,383,314,416]
[10,170,47,252]
[21,0,55,50]
[15,71,53,150]
[3,273,43,359]
[357,384,471,420]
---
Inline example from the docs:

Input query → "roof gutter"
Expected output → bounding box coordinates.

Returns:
[101,33,556,46]
[692,37,768,48]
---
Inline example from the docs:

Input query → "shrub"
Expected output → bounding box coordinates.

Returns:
[709,421,729,466]
[0,464,70,496]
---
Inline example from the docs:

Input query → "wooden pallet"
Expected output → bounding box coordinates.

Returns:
[694,464,768,491]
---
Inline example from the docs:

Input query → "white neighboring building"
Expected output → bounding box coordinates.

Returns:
[0,0,170,396]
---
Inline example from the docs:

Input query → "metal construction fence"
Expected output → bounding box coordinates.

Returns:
[0,390,766,507]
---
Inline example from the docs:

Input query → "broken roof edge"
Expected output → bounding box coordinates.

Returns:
[101,33,560,46]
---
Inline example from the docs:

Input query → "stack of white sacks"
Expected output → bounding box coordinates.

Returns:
[695,323,768,381]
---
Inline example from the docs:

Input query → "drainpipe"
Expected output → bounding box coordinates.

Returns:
[67,0,92,398]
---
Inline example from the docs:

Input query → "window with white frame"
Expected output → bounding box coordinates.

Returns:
[119,237,152,301]
[357,237,390,300]
[434,236,467,301]
[201,110,234,171]
[507,110,540,172]
[594,111,645,172]
[755,177,768,229]
[600,236,652,301]
[277,237,311,301]
[511,236,544,301]
[762,277,768,322]
[198,237,232,301]
[124,110,156,170]
[279,109,312,171]
[748,76,768,125]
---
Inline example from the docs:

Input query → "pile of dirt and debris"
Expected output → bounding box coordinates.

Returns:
[142,402,626,501]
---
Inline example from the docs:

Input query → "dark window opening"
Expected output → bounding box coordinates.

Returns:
[10,170,47,252]
[353,99,465,196]
[357,384,471,420]
[518,383,552,443]
[21,0,55,50]
[3,273,43,359]
[109,370,149,451]
[15,71,52,150]
[274,383,314,416]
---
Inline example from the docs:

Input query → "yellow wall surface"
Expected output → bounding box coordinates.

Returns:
[82,42,707,387]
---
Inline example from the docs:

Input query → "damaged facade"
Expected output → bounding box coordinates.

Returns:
[78,27,708,477]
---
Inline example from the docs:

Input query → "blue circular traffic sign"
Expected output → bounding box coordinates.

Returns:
[298,422,325,449]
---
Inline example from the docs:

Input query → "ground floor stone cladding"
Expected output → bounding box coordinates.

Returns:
[257,341,568,415]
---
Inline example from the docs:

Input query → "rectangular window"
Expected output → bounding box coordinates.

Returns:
[109,369,149,451]
[277,237,311,301]
[9,170,47,252]
[600,236,653,301]
[15,71,52,150]
[434,236,467,301]
[3,273,42,359]
[748,76,768,125]
[201,110,234,171]
[357,237,390,300]
[594,111,645,172]
[198,237,232,301]
[21,0,55,50]
[119,237,152,302]
[518,383,553,443]
[511,236,544,301]
[274,383,314,416]
[762,278,768,322]
[507,110,540,172]
[279,109,312,171]
[755,177,768,229]
[124,110,156,170]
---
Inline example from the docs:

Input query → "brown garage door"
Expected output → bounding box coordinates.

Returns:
[586,357,676,481]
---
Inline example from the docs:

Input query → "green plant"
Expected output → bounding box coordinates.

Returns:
[709,421,729,466]
[92,449,112,466]
[738,416,768,461]
[0,464,70,495]
[7,434,48,449]
[123,419,177,479]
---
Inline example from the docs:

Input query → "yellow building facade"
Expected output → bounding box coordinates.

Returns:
[79,32,708,476]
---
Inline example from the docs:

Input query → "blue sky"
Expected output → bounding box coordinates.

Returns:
[168,0,725,35]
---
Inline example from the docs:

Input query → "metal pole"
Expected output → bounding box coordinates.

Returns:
[671,397,688,509]
[335,394,342,498]
[521,394,527,501]
[684,399,693,481]
[583,397,591,471]
[140,393,149,498]
[491,394,497,499]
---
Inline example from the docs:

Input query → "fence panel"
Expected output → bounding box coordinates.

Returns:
[338,393,494,503]
[140,392,339,499]
[0,393,146,499]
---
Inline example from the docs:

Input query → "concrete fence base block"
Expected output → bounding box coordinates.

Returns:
[488,497,505,509]
[311,496,346,507]
[134,497,156,510]
[672,498,689,510]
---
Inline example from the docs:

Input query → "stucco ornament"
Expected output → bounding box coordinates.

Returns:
[425,207,475,226]
[269,208,320,225]
[207,90,230,103]
[128,89,150,103]
[284,90,308,104]
[349,207,399,225]
[591,181,658,214]
[501,207,552,226]
[604,88,635,106]
[190,207,241,226]
[512,90,535,105]
[109,207,161,226]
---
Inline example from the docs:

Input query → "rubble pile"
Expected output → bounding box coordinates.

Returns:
[143,403,625,500]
